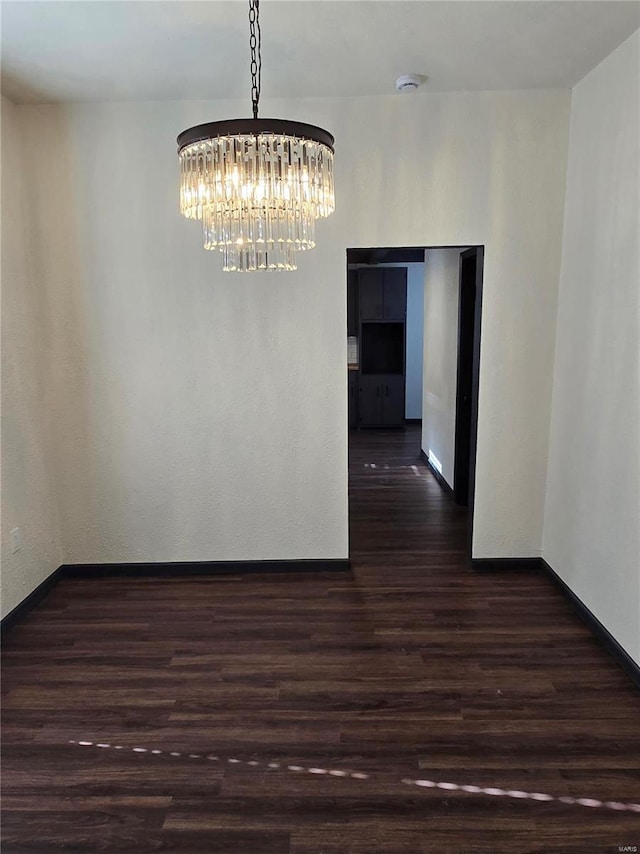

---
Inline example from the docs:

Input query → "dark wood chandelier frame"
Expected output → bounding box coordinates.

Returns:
[177,119,334,154]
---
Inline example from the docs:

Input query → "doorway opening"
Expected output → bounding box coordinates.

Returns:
[346,245,484,559]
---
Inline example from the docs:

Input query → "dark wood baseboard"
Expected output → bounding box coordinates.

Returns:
[1,560,350,636]
[419,449,455,499]
[539,558,640,690]
[61,559,349,577]
[471,557,541,572]
[404,418,422,425]
[5,553,637,689]
[1,566,65,638]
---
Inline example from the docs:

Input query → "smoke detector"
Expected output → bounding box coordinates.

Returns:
[395,74,425,92]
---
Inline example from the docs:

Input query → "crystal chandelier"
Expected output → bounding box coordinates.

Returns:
[177,0,335,272]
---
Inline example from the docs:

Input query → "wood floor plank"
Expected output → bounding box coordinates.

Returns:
[2,426,639,852]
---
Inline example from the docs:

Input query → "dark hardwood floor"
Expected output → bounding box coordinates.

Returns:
[2,426,639,852]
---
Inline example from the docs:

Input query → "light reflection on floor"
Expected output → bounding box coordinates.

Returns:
[69,739,640,814]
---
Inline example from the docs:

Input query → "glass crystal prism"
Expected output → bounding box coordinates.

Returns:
[179,133,334,272]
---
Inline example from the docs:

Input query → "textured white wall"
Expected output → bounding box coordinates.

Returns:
[1,97,63,617]
[16,89,570,565]
[543,31,640,664]
[421,249,462,488]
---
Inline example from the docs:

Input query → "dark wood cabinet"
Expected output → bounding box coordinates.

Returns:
[358,375,405,427]
[357,268,407,321]
[381,268,407,320]
[358,375,382,426]
[358,269,384,320]
[380,375,405,425]
[349,265,407,429]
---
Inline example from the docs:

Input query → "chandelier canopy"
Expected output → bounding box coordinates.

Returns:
[177,0,335,272]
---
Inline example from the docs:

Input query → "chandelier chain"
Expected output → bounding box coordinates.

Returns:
[177,0,334,272]
[249,0,262,120]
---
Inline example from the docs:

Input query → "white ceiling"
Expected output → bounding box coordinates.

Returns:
[2,1,639,104]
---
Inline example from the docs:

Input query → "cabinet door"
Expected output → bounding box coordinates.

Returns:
[358,268,384,320]
[381,375,405,426]
[383,268,407,320]
[359,375,382,426]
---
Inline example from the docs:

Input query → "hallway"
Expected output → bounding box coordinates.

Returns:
[349,424,469,562]
[1,429,639,852]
